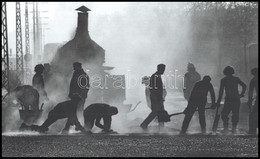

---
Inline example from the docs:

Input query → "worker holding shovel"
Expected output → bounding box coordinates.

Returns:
[180,76,216,135]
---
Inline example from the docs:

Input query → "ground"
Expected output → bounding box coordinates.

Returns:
[2,133,258,157]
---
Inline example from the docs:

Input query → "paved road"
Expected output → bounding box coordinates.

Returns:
[2,133,258,157]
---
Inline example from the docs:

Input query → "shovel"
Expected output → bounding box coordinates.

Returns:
[169,107,212,118]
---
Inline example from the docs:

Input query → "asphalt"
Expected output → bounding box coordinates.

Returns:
[2,133,258,157]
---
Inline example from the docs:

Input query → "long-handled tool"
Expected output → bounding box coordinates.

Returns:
[169,107,212,118]
[212,104,221,133]
[40,103,44,110]
[247,97,255,133]
[129,101,142,112]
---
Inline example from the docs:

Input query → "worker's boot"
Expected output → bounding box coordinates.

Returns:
[61,127,70,134]
[38,126,49,133]
[159,122,165,133]
[223,123,229,135]
[140,124,148,132]
[30,125,41,132]
[179,131,187,135]
[81,129,92,134]
[201,127,206,135]
[232,125,237,135]
[19,123,28,131]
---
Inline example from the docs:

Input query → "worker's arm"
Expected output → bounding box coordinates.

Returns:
[103,116,112,132]
[217,79,224,104]
[95,117,104,129]
[209,83,217,109]
[209,83,216,103]
[238,78,247,98]
[183,74,188,89]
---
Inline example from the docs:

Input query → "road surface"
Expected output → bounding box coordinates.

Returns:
[2,132,258,157]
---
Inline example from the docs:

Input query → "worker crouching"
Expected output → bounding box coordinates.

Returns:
[83,103,118,134]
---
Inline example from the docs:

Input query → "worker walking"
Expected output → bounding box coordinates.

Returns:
[140,64,170,131]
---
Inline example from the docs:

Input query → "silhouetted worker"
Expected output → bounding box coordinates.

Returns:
[180,76,216,134]
[32,64,48,101]
[216,66,246,134]
[69,62,89,111]
[43,63,52,84]
[12,85,40,111]
[83,103,118,133]
[140,64,170,131]
[142,76,167,110]
[39,93,88,134]
[183,63,201,101]
[248,68,258,135]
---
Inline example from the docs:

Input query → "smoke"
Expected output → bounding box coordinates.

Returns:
[4,2,254,135]
[2,99,22,132]
[87,2,194,133]
[4,2,198,134]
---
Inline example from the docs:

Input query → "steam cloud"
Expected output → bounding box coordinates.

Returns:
[3,2,256,134]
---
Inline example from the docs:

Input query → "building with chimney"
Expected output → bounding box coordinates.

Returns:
[51,6,105,75]
[48,6,126,108]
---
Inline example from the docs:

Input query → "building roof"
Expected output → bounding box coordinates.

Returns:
[75,6,91,12]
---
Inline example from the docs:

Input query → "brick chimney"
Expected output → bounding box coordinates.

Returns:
[75,5,91,39]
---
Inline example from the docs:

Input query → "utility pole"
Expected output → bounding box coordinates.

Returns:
[24,2,32,84]
[2,2,10,100]
[36,2,40,62]
[16,2,24,85]
[31,2,48,64]
[33,2,37,64]
[25,2,31,66]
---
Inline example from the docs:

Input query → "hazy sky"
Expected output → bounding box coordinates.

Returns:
[6,2,186,44]
[6,2,128,47]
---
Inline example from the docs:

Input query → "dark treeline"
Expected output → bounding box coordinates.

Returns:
[188,2,258,80]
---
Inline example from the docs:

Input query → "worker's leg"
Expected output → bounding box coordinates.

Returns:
[84,115,95,132]
[198,105,206,134]
[69,117,88,133]
[221,101,232,134]
[158,122,165,133]
[40,111,59,132]
[231,99,240,134]
[251,103,258,134]
[181,106,196,134]
[249,108,253,134]
[140,111,157,130]
[62,118,72,132]
[33,91,40,110]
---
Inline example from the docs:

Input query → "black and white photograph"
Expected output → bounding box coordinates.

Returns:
[1,1,258,157]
